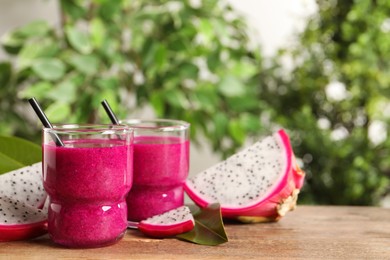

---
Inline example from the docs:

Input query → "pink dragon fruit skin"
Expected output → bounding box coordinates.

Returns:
[0,221,48,242]
[185,129,305,222]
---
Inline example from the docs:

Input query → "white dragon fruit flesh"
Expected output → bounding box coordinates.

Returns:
[0,195,47,242]
[185,129,305,222]
[0,163,48,241]
[137,206,195,238]
[0,162,46,208]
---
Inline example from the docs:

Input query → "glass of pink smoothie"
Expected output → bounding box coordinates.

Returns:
[42,124,133,248]
[120,119,189,222]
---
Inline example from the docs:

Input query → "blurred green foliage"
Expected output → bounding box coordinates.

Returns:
[0,0,389,205]
[259,0,390,205]
[0,0,259,153]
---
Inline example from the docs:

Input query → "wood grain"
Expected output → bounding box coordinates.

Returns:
[0,206,389,259]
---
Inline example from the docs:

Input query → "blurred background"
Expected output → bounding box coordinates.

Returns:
[0,0,389,207]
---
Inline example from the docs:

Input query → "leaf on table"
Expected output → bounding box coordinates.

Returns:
[0,136,41,174]
[177,203,228,246]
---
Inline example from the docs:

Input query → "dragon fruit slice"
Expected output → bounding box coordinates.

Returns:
[0,163,48,241]
[0,195,47,242]
[185,129,305,222]
[0,162,46,208]
[137,206,195,238]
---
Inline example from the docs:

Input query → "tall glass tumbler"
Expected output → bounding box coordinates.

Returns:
[120,119,189,221]
[42,124,133,248]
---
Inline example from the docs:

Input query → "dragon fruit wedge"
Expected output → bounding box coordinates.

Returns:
[137,206,195,238]
[185,129,305,223]
[0,195,47,242]
[0,162,48,241]
[0,162,46,208]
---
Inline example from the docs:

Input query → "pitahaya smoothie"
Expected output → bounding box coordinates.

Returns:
[43,139,133,248]
[126,136,189,221]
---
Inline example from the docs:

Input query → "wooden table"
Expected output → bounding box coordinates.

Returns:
[1,206,389,259]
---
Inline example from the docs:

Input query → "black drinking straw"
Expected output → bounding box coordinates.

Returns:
[28,97,64,147]
[101,99,120,125]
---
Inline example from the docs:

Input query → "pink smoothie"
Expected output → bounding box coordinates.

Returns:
[126,136,189,221]
[43,139,132,247]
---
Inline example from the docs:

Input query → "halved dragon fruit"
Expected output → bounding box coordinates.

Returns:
[185,129,305,222]
[0,195,47,242]
[0,162,46,208]
[137,206,195,238]
[0,163,48,241]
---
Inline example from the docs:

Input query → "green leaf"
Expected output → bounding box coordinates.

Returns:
[60,1,86,21]
[165,89,189,108]
[240,113,261,133]
[150,91,165,116]
[177,204,228,246]
[45,102,71,123]
[91,86,117,107]
[198,19,214,46]
[98,1,123,21]
[32,58,66,81]
[228,119,246,145]
[0,136,41,174]
[1,32,24,54]
[95,77,119,90]
[0,62,12,87]
[214,113,228,140]
[14,20,51,38]
[68,54,99,75]
[226,95,260,112]
[206,52,221,72]
[65,26,92,54]
[1,21,51,55]
[178,62,199,79]
[47,80,77,103]
[154,44,168,70]
[193,86,219,112]
[90,18,106,48]
[218,75,246,97]
[18,82,53,99]
[143,41,163,68]
[18,39,59,69]
[18,43,44,69]
[231,59,257,78]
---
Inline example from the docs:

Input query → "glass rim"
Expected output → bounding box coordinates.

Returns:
[43,124,132,134]
[119,119,190,132]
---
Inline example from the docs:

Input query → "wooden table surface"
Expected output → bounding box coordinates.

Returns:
[1,205,389,259]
